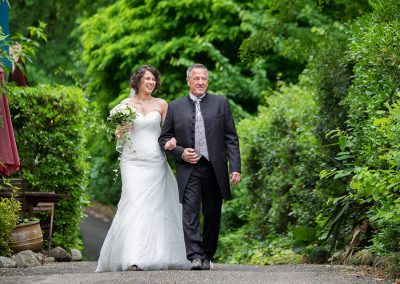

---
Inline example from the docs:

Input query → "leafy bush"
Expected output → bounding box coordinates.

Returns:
[215,228,301,265]
[292,226,317,253]
[6,85,93,249]
[238,78,331,236]
[371,222,400,255]
[303,246,330,264]
[263,249,303,265]
[386,252,400,279]
[0,196,20,256]
[87,136,122,205]
[347,98,400,254]
[321,3,400,255]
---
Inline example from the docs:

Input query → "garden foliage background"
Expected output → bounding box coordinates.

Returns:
[2,0,399,271]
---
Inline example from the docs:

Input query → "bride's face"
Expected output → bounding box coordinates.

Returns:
[139,70,157,95]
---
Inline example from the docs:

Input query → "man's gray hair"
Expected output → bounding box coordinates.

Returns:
[186,63,208,79]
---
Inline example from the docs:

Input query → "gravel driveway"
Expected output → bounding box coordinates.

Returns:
[0,261,391,284]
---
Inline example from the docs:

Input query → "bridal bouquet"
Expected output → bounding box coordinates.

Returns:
[107,103,137,152]
[108,103,137,125]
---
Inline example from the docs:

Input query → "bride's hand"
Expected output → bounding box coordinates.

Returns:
[115,124,132,140]
[115,128,123,140]
[164,137,177,150]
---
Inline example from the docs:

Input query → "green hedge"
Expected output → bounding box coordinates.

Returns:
[7,85,93,249]
[332,5,400,254]
[238,80,326,235]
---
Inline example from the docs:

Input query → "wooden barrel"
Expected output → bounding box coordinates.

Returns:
[9,221,43,253]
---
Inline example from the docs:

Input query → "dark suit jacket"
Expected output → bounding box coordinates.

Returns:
[159,93,241,202]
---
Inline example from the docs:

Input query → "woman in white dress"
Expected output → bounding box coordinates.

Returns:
[96,65,190,272]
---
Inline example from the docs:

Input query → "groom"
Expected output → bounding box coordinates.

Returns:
[159,63,241,270]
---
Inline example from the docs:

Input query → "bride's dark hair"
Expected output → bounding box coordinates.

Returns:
[130,65,161,94]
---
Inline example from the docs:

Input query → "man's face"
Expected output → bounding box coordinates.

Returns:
[187,68,208,96]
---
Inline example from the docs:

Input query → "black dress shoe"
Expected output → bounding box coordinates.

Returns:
[203,259,212,270]
[190,259,203,270]
[127,265,142,271]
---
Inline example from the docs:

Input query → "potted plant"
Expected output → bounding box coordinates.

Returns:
[9,215,43,253]
[0,178,43,254]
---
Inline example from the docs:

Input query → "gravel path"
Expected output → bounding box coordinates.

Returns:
[0,261,391,284]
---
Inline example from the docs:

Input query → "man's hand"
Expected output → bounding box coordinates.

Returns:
[230,172,241,186]
[182,148,199,164]
[164,137,177,150]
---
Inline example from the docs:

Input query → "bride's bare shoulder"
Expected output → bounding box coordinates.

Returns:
[154,98,168,107]
[120,98,134,105]
[154,98,168,116]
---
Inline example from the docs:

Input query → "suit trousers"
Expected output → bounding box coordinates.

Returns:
[182,157,222,261]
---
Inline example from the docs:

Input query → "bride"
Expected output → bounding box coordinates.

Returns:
[95,65,190,272]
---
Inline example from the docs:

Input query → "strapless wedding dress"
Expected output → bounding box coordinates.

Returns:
[96,111,190,272]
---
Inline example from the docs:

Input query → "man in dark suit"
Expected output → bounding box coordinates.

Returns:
[159,63,241,270]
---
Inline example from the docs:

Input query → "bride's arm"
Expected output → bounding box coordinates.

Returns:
[159,99,177,150]
[164,137,177,150]
[160,99,168,126]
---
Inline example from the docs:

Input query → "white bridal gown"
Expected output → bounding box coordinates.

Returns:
[96,111,190,272]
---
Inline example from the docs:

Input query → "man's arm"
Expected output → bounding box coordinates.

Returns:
[223,97,241,173]
[158,104,185,161]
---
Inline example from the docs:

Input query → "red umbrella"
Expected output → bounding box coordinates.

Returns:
[0,67,20,176]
